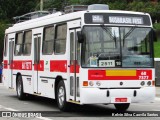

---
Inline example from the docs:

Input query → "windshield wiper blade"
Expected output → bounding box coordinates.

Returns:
[100,25,115,38]
[100,25,117,47]
[122,26,136,46]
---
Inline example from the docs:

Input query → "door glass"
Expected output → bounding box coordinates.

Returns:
[9,41,14,64]
[34,37,41,64]
[76,33,80,65]
[70,32,74,64]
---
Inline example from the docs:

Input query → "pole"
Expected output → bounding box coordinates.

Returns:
[40,0,43,11]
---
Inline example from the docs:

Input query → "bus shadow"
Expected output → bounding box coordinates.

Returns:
[8,95,132,117]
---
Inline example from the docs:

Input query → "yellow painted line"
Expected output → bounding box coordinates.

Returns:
[106,70,136,76]
[33,93,41,96]
[68,100,80,104]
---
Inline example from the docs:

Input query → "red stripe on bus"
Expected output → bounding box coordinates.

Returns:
[11,60,32,70]
[50,60,67,72]
[88,70,152,80]
[3,60,8,69]
[4,60,44,71]
[70,60,80,73]
[34,60,44,71]
[70,65,80,73]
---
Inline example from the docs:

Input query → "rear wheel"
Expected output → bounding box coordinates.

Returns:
[56,80,71,111]
[114,103,130,111]
[16,75,26,100]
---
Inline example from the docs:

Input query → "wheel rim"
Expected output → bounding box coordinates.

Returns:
[58,86,65,106]
[17,79,21,96]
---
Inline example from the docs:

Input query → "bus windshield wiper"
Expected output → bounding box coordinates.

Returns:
[122,26,136,46]
[100,25,117,47]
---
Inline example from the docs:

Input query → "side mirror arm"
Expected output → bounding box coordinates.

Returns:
[77,31,84,43]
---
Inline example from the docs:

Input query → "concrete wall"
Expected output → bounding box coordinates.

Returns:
[155,58,160,86]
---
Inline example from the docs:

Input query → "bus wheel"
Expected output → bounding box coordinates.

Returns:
[56,80,70,111]
[16,75,26,100]
[114,103,130,111]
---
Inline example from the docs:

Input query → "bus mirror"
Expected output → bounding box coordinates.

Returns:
[77,31,84,43]
[153,29,157,42]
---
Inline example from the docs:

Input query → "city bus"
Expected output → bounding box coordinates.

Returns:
[2,4,156,111]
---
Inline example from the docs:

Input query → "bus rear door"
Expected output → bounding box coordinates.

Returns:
[8,35,14,88]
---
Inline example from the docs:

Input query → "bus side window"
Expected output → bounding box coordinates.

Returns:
[54,24,67,54]
[23,31,32,55]
[42,26,54,55]
[14,32,23,56]
[4,35,8,56]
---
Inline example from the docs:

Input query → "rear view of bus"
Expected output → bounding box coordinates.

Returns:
[78,4,155,111]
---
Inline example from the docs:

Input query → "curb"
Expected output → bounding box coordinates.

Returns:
[0,83,4,86]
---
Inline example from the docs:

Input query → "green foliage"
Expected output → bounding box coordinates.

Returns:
[0,21,9,62]
[39,0,61,11]
[154,40,160,57]
[69,0,81,4]
[0,0,38,21]
[153,23,160,30]
[107,1,127,10]
[80,0,102,5]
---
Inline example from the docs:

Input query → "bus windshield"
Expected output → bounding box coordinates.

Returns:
[81,26,154,68]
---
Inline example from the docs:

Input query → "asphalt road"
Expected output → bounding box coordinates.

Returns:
[0,83,160,120]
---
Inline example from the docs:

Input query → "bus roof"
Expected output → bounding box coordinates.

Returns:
[5,10,151,34]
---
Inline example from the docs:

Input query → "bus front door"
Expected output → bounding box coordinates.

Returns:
[69,29,80,102]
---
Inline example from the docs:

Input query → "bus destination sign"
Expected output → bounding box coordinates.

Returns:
[84,13,151,26]
[109,16,143,25]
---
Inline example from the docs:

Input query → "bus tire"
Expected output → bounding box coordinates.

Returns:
[56,80,71,111]
[114,103,130,111]
[16,75,26,100]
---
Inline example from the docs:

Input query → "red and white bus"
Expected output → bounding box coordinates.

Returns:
[2,4,156,111]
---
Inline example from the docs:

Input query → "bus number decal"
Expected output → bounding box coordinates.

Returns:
[139,76,149,80]
[99,60,115,67]
[138,71,151,80]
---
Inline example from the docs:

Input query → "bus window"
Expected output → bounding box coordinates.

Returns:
[14,32,23,56]
[23,31,32,55]
[54,24,67,54]
[43,26,54,54]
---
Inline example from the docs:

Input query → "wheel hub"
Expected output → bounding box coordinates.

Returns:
[17,80,21,96]
[58,86,65,106]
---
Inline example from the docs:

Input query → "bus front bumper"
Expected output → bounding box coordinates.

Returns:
[80,87,155,104]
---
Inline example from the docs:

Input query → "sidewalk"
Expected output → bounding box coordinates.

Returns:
[0,83,4,86]
[156,87,160,97]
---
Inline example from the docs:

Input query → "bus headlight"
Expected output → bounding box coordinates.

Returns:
[141,81,145,86]
[96,81,101,86]
[147,81,151,86]
[89,81,94,86]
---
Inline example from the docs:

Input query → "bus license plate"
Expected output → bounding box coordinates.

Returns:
[111,97,131,103]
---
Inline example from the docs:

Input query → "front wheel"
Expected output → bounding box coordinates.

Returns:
[16,75,26,100]
[56,80,71,111]
[114,103,130,111]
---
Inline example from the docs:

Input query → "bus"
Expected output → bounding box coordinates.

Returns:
[2,4,156,111]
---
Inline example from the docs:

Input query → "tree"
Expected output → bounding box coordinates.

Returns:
[0,0,38,21]
[0,21,9,62]
[107,0,127,10]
